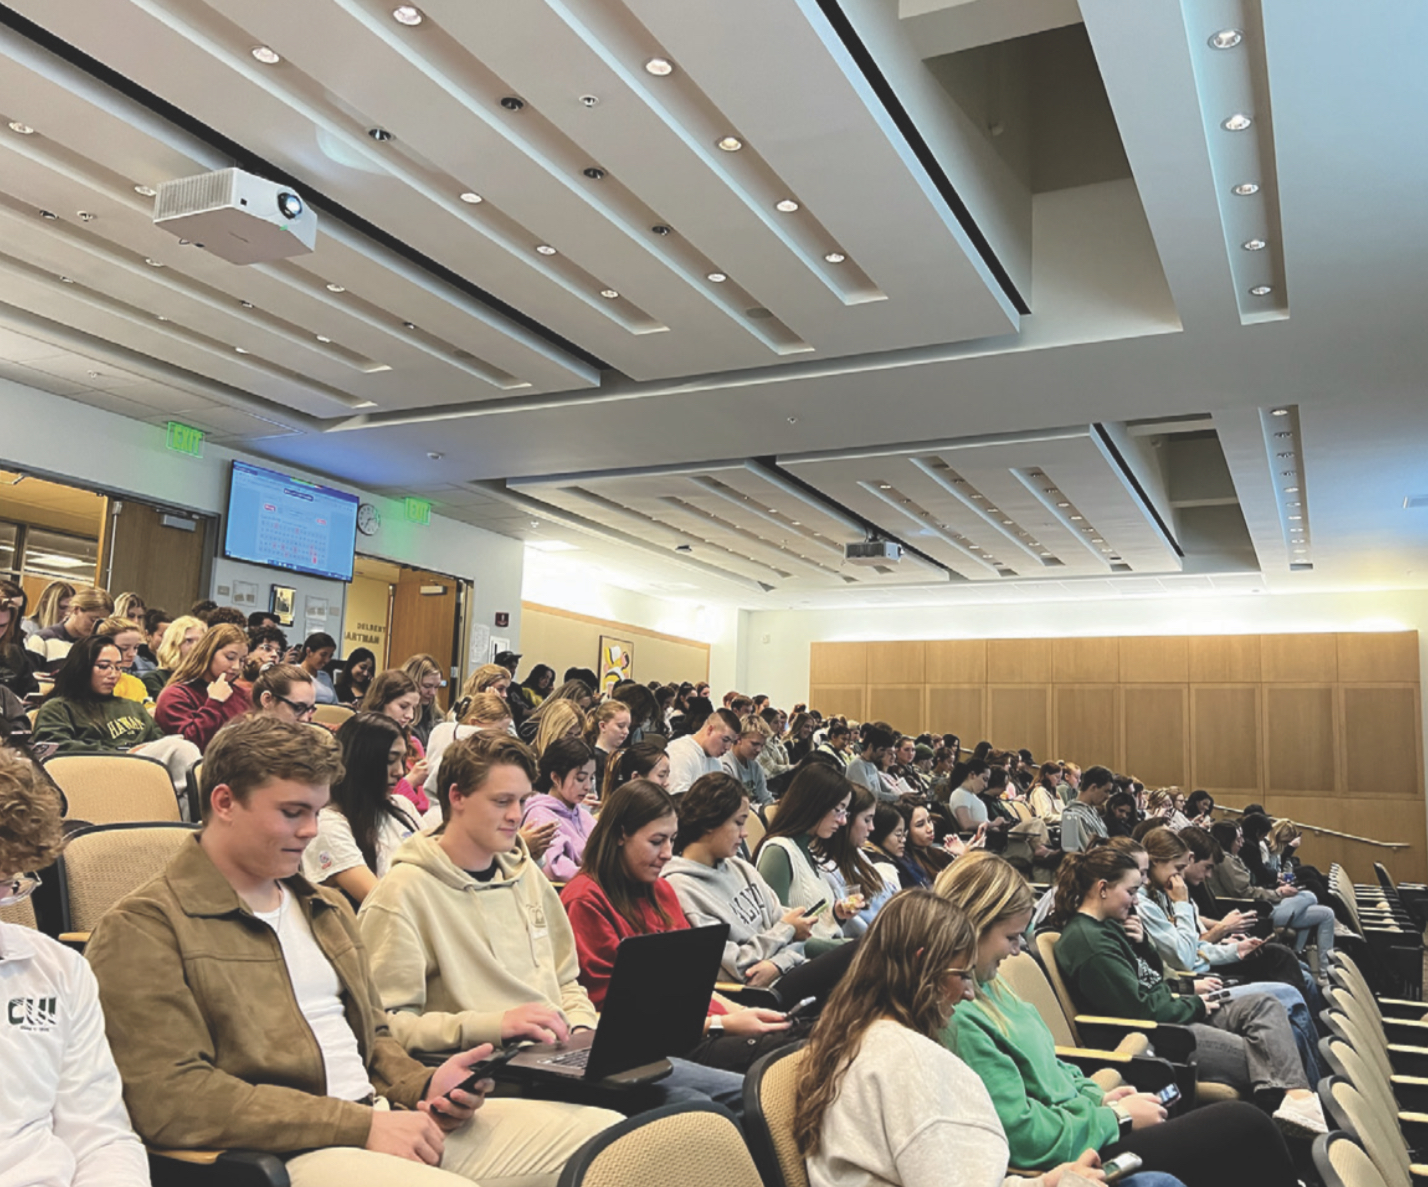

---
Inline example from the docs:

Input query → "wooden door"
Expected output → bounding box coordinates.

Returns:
[97,499,209,614]
[387,569,459,711]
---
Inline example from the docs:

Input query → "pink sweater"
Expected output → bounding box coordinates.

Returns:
[154,679,251,752]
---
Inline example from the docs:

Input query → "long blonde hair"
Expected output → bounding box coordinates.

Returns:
[167,624,246,687]
[34,581,75,628]
[933,852,1034,1029]
[794,891,976,1157]
[1267,818,1301,855]
[156,615,206,670]
[462,691,511,727]
[534,699,585,755]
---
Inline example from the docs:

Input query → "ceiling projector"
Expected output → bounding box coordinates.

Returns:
[153,168,317,265]
[845,540,903,565]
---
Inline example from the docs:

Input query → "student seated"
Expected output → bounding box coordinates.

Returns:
[423,692,515,798]
[86,714,618,1186]
[361,671,431,812]
[32,635,200,799]
[0,749,150,1187]
[664,707,741,795]
[795,889,1183,1187]
[899,799,954,884]
[297,633,339,705]
[520,737,598,882]
[599,740,670,804]
[664,772,854,1000]
[93,616,152,703]
[1049,848,1327,1136]
[937,852,1298,1187]
[561,778,796,1071]
[242,624,289,686]
[754,763,865,942]
[358,732,744,1115]
[303,711,440,904]
[153,624,251,752]
[719,714,772,805]
[1059,766,1113,853]
[401,654,446,746]
[139,615,205,698]
[26,586,113,674]
[252,663,319,723]
[843,724,895,803]
[819,784,898,936]
[865,803,926,888]
[334,647,376,706]
[583,700,630,794]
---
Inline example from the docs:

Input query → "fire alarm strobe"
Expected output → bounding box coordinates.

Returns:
[153,168,318,265]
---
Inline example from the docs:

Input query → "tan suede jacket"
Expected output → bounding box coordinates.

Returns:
[85,834,432,1154]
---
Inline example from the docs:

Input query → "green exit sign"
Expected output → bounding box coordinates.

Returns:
[165,421,204,457]
[405,497,432,525]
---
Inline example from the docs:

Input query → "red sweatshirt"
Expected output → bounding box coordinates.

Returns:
[560,873,695,1008]
[154,679,251,752]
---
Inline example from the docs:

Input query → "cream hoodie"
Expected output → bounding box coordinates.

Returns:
[358,831,597,1052]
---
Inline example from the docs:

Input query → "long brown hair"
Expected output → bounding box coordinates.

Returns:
[167,623,246,687]
[817,782,885,899]
[1050,846,1139,927]
[794,890,976,1156]
[756,761,851,855]
[577,778,678,932]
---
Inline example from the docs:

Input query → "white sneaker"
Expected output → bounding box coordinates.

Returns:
[1273,1092,1329,1138]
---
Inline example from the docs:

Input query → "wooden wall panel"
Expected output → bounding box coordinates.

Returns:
[1264,686,1337,793]
[1338,633,1419,683]
[987,639,1053,684]
[868,641,925,684]
[1343,686,1421,795]
[809,684,865,721]
[1053,638,1119,684]
[1123,686,1188,787]
[1259,794,1427,886]
[927,686,985,742]
[1191,685,1260,792]
[810,642,866,686]
[1188,636,1261,683]
[1119,637,1189,683]
[867,685,925,735]
[926,640,986,685]
[1054,685,1120,769]
[1262,634,1337,683]
[988,686,1051,758]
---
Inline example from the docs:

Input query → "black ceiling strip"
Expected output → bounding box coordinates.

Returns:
[811,0,1032,317]
[0,3,610,373]
[1093,424,1185,557]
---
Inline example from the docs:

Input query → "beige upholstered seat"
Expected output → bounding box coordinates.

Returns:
[1317,1132,1394,1187]
[557,1103,761,1187]
[1321,1077,1420,1187]
[312,704,354,728]
[46,754,180,824]
[59,823,196,937]
[746,1044,810,1187]
[0,896,37,929]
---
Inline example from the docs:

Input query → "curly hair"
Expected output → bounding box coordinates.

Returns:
[0,750,65,874]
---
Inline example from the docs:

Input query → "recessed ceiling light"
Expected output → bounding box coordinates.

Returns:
[251,46,281,65]
[1222,113,1253,132]
[239,300,254,308]
[1249,285,1273,296]
[402,321,417,330]
[535,244,557,255]
[706,272,727,283]
[326,282,346,292]
[155,314,168,320]
[134,184,157,197]
[775,199,799,213]
[644,57,673,76]
[392,5,423,25]
[1070,514,1084,521]
[368,127,394,142]
[599,289,619,299]
[8,120,34,135]
[716,136,743,152]
[1209,29,1244,49]
[1277,451,1294,458]
[1294,548,1307,553]
[144,257,163,267]
[824,251,846,264]
[878,483,891,490]
[1285,486,1300,493]
[38,210,57,220]
[316,334,331,342]
[1233,182,1260,196]
[1275,431,1291,438]
[1271,407,1289,416]
[458,191,483,204]
[1242,238,1267,251]
[234,346,249,354]
[1289,514,1303,520]
[59,275,73,283]
[1092,537,1105,543]
[1056,501,1070,508]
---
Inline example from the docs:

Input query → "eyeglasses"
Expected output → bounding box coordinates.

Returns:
[277,696,317,719]
[831,806,849,820]
[0,872,41,907]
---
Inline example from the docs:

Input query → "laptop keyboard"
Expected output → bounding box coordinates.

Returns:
[545,1047,592,1070]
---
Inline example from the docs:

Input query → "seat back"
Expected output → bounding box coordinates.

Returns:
[744,1043,810,1187]
[46,754,179,824]
[0,897,37,929]
[312,704,354,729]
[1329,1036,1399,1120]
[1331,1011,1394,1088]
[556,1102,760,1187]
[1000,951,1077,1047]
[1034,931,1083,1045]
[744,808,767,856]
[1321,1077,1413,1187]
[1329,986,1388,1045]
[55,823,197,934]
[1316,1131,1394,1187]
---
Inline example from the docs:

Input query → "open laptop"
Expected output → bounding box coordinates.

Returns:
[506,922,730,1087]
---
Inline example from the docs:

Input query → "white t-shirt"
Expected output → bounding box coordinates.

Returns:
[949,786,989,826]
[0,923,149,1187]
[252,887,373,1102]
[302,797,438,883]
[666,734,721,795]
[808,1019,1043,1187]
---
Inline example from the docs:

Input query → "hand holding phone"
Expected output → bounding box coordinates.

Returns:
[802,898,828,919]
[782,995,818,1022]
[1155,1083,1182,1106]
[1103,1152,1143,1182]
[444,1045,521,1101]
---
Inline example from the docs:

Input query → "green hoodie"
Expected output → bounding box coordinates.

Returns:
[1054,913,1206,1025]
[33,695,164,754]
[944,980,1119,1168]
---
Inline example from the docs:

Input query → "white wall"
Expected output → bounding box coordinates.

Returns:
[3,376,525,663]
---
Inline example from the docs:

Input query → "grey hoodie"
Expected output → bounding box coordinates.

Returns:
[662,854,805,979]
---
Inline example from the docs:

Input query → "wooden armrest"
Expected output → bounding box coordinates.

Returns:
[1077,1015,1157,1029]
[58,931,90,945]
[1408,1166,1428,1180]
[1381,998,1428,1008]
[1395,1075,1428,1086]
[1401,1112,1428,1125]
[1056,1046,1131,1063]
[1390,1044,1428,1056]
[715,982,746,994]
[148,1149,222,1165]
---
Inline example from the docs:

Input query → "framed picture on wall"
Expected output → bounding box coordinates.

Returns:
[270,584,297,627]
[598,635,633,694]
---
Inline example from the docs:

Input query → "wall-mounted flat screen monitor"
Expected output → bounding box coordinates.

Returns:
[223,460,358,582]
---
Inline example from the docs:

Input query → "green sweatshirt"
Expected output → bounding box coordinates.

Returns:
[33,695,164,754]
[1054,912,1206,1025]
[944,981,1119,1168]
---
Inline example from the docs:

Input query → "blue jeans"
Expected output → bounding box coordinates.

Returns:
[1224,982,1321,1082]
[1271,890,1335,954]
[654,1057,746,1117]
[1124,1175,1187,1187]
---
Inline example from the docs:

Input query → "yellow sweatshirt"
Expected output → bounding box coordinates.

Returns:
[357,831,597,1052]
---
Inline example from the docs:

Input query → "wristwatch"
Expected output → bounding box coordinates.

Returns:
[707,1016,725,1034]
[1110,1101,1133,1131]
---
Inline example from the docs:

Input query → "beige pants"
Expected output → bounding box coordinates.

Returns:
[284,1098,620,1187]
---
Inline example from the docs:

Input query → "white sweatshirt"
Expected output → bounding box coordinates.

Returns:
[0,923,150,1187]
